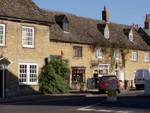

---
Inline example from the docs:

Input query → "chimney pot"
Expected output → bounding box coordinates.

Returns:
[102,5,109,22]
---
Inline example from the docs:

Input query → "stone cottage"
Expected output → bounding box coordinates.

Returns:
[0,0,150,97]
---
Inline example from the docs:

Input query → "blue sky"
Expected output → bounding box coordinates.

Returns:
[33,0,150,27]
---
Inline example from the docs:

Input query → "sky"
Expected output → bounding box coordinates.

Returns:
[33,0,150,28]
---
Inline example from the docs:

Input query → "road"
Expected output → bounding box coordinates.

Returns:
[0,90,150,113]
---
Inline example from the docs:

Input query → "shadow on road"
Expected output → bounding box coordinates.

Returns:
[1,90,150,110]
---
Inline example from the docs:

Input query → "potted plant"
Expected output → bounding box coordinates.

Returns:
[80,82,85,92]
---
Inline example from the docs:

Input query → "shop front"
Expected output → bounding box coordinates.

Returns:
[71,66,86,90]
[93,64,110,77]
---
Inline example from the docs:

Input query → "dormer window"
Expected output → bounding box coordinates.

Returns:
[55,14,69,33]
[129,29,133,41]
[62,22,69,32]
[104,24,110,39]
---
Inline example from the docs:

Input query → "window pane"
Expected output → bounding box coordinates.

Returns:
[0,24,5,46]
[73,46,82,57]
[96,49,102,58]
[63,23,68,32]
[19,63,38,84]
[19,64,27,83]
[29,65,37,83]
[104,30,109,39]
[131,52,137,61]
[144,53,149,62]
[22,27,34,48]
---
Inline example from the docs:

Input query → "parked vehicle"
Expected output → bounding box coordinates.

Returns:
[98,75,120,93]
[134,69,150,89]
[87,77,99,89]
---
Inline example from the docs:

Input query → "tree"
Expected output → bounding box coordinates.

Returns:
[39,56,70,94]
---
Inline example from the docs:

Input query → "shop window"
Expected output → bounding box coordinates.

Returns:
[98,64,110,76]
[72,69,85,83]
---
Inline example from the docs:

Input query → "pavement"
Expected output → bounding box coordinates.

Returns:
[0,89,146,104]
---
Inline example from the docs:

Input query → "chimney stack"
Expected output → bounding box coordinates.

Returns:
[102,5,109,22]
[144,14,150,31]
[132,24,139,31]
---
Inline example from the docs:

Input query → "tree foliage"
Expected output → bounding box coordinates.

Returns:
[39,56,70,94]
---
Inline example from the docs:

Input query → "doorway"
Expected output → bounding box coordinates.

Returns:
[0,70,3,97]
[0,69,6,98]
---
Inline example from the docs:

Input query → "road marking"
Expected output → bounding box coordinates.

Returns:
[77,102,101,112]
[78,108,132,113]
[77,103,133,113]
[77,102,101,110]
[95,109,114,112]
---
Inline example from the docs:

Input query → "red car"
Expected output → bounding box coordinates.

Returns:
[98,75,120,93]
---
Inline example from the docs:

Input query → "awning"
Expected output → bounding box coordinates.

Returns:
[72,66,86,70]
[0,57,13,67]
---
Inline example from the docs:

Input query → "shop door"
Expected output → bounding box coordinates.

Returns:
[0,70,3,98]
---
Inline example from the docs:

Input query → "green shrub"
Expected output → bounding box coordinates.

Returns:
[39,56,70,94]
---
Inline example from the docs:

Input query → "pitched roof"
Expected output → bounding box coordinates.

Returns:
[138,28,150,46]
[49,11,150,51]
[55,14,69,23]
[0,0,149,51]
[0,0,54,24]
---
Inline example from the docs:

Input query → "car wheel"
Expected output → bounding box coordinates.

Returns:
[117,89,121,93]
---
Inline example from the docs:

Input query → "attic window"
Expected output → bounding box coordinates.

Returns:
[104,24,110,39]
[129,29,133,41]
[62,22,69,32]
[55,15,69,33]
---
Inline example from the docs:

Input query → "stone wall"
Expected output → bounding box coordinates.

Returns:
[0,20,50,96]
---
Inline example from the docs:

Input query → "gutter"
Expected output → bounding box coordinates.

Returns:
[0,15,55,26]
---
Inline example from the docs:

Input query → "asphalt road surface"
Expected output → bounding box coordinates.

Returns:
[0,90,150,113]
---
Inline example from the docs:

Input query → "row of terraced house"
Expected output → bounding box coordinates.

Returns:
[0,0,150,97]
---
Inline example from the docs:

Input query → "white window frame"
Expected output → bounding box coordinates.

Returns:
[114,49,119,60]
[18,63,38,85]
[131,51,137,61]
[0,24,5,46]
[104,29,110,39]
[73,46,82,57]
[129,33,133,41]
[63,22,68,32]
[104,24,110,39]
[129,29,133,41]
[22,26,34,48]
[98,64,110,76]
[144,52,150,62]
[95,48,103,58]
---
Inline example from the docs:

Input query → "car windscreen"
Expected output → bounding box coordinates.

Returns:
[101,76,117,82]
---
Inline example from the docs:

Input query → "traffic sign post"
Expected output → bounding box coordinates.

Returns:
[107,82,117,102]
